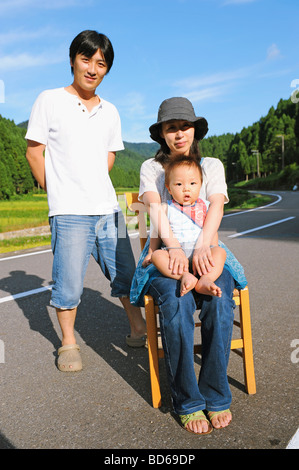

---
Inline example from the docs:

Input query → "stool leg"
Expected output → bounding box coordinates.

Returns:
[239,288,256,394]
[144,295,162,408]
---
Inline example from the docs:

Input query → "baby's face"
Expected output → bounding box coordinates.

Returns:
[166,164,201,205]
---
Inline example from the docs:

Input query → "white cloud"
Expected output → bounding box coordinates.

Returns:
[174,67,250,89]
[266,43,282,61]
[173,66,255,103]
[118,92,147,119]
[183,86,228,103]
[0,0,87,14]
[172,53,288,104]
[0,52,64,71]
[0,27,59,47]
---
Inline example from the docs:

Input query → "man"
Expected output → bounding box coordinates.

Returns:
[26,30,146,372]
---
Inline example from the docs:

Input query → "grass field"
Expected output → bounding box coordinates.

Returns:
[0,193,49,233]
[0,190,272,254]
[0,190,140,253]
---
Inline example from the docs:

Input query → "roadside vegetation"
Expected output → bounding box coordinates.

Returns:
[1,94,298,253]
[0,188,273,254]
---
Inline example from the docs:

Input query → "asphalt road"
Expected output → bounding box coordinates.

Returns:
[0,190,298,451]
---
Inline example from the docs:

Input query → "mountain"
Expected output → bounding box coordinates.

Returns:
[0,96,298,199]
[123,141,159,158]
[17,120,158,159]
[15,120,158,190]
[110,143,158,188]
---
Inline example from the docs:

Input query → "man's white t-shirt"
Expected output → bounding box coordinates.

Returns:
[25,87,124,216]
[139,157,229,203]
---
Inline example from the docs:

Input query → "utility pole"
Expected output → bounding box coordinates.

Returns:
[251,149,260,178]
[276,134,285,170]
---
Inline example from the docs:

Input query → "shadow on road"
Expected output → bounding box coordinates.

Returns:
[0,270,172,411]
[0,270,60,348]
[0,269,249,412]
[0,431,14,449]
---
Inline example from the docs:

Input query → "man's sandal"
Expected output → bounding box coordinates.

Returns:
[180,410,213,435]
[126,334,147,348]
[207,409,232,429]
[57,344,82,372]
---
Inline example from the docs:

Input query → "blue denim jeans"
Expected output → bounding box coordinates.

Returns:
[148,267,235,415]
[49,213,136,309]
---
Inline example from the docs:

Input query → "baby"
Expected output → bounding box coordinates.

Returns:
[142,155,226,297]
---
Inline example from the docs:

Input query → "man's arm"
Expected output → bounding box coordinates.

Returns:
[108,151,116,172]
[26,140,46,191]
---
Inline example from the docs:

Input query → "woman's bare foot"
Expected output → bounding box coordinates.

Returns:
[195,278,222,297]
[180,272,198,296]
[186,418,212,434]
[180,410,213,435]
[207,410,232,429]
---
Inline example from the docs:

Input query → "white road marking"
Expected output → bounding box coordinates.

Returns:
[1,191,297,447]
[286,428,299,449]
[0,233,138,303]
[223,192,282,218]
[228,216,295,238]
[0,285,52,304]
[0,193,292,304]
[0,249,52,262]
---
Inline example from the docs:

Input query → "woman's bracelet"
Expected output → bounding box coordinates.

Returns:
[164,247,183,250]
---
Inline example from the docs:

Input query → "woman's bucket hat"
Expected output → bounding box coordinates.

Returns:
[149,97,208,144]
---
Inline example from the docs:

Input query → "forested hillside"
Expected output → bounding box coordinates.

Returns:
[0,96,298,199]
[202,97,299,182]
[0,116,34,199]
[0,117,158,198]
[109,143,157,188]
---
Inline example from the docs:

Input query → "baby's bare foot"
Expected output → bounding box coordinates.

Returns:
[195,278,222,297]
[180,272,198,296]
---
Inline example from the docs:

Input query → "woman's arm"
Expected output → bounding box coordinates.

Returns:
[192,193,225,276]
[142,191,189,275]
[142,213,162,267]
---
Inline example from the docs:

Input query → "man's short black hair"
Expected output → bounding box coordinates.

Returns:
[69,30,114,74]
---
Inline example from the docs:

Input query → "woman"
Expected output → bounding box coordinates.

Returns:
[130,97,247,435]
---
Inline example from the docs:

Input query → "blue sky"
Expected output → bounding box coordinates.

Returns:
[0,0,298,143]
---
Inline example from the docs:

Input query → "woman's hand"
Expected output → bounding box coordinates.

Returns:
[192,245,215,276]
[168,247,189,275]
[192,193,225,276]
[143,191,189,275]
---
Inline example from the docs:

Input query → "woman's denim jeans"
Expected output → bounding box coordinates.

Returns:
[148,267,235,415]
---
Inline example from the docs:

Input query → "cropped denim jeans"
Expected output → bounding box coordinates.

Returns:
[148,267,235,415]
[49,213,136,310]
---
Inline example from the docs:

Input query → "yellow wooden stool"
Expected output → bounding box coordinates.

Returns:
[126,192,256,408]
